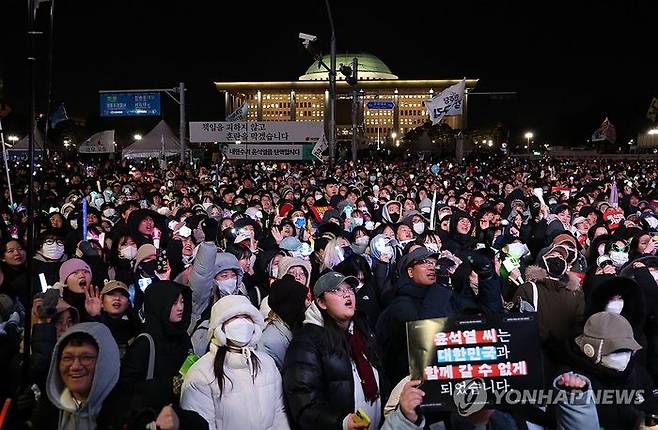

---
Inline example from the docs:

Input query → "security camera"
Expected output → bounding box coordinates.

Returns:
[299,32,317,47]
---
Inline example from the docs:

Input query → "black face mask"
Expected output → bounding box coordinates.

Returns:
[389,213,400,223]
[138,260,158,278]
[543,256,567,279]
[342,246,354,260]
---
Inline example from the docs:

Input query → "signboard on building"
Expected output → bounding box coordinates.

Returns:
[366,100,395,109]
[222,143,314,161]
[100,93,161,117]
[189,121,323,143]
[407,314,542,413]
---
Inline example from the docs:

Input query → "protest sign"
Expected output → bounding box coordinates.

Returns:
[407,313,542,413]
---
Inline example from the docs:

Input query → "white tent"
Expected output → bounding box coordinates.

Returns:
[122,120,189,159]
[7,128,46,153]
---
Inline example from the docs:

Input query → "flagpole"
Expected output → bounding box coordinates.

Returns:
[0,119,14,205]
[43,0,56,151]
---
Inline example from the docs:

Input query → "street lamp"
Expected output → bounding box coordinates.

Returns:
[7,135,19,143]
[134,134,143,141]
[648,129,658,135]
[524,132,534,152]
[487,140,493,147]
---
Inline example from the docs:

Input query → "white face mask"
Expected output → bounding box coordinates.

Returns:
[103,209,116,218]
[270,266,279,278]
[352,217,364,226]
[315,194,323,201]
[119,244,138,260]
[42,243,64,260]
[70,219,79,229]
[355,236,369,246]
[224,318,255,347]
[215,278,238,295]
[600,351,632,372]
[364,221,375,231]
[413,222,425,235]
[609,251,629,268]
[605,298,624,314]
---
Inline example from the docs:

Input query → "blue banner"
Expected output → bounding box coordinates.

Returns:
[366,100,395,109]
[100,92,161,117]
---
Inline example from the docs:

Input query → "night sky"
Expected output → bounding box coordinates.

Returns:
[1,0,656,148]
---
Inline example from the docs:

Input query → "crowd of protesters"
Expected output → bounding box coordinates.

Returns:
[1,152,658,429]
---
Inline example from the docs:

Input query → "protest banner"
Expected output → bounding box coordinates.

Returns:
[407,313,542,413]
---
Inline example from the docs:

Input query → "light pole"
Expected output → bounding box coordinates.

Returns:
[524,131,534,153]
[133,134,143,141]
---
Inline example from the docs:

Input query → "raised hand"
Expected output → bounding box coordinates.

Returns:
[84,285,102,317]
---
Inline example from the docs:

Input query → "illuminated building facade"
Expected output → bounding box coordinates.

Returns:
[215,53,478,146]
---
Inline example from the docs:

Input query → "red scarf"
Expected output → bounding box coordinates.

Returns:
[347,327,379,403]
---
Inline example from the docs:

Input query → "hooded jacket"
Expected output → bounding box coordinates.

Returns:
[188,242,246,353]
[46,322,120,430]
[380,200,403,224]
[444,208,476,255]
[283,302,386,430]
[180,295,288,430]
[120,281,192,413]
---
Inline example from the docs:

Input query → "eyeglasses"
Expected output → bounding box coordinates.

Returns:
[326,285,355,296]
[44,239,64,246]
[413,259,438,268]
[60,354,97,367]
[612,244,629,252]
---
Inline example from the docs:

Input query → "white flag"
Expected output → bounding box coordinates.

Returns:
[79,130,115,153]
[424,80,465,125]
[312,131,328,161]
[226,102,249,122]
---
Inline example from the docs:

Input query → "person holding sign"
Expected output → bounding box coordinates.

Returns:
[283,271,386,430]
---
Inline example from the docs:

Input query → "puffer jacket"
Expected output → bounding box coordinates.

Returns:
[180,344,289,430]
[283,303,387,430]
[259,317,293,371]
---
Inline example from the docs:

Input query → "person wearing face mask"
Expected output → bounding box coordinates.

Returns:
[607,239,631,269]
[284,272,386,430]
[181,295,290,429]
[188,242,248,355]
[556,312,657,430]
[350,227,371,256]
[32,231,67,295]
[584,276,647,365]
[514,246,584,345]
[380,200,403,224]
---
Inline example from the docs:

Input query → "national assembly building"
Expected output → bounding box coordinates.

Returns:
[214,53,478,148]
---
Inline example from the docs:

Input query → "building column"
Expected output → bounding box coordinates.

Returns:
[224,92,230,119]
[257,90,263,121]
[393,90,400,136]
[290,90,296,121]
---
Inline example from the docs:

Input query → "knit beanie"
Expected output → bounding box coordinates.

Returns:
[269,275,308,328]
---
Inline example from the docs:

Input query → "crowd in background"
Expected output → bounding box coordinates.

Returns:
[1,153,658,429]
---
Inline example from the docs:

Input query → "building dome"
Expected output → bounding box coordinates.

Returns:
[299,53,398,81]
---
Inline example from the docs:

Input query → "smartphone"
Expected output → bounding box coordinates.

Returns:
[156,249,168,273]
[353,409,371,427]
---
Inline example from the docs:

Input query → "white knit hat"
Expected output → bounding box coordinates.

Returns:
[208,295,264,347]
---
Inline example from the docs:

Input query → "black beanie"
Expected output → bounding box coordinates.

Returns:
[269,275,308,329]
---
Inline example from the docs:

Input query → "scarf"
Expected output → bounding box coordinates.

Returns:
[347,326,379,403]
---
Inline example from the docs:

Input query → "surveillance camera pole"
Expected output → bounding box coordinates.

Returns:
[326,0,336,166]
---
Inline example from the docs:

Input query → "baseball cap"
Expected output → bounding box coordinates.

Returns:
[101,280,129,296]
[575,312,642,363]
[313,271,359,297]
[400,247,440,271]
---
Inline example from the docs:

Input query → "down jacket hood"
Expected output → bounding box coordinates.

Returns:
[213,252,244,287]
[380,200,403,224]
[303,301,325,327]
[46,322,120,430]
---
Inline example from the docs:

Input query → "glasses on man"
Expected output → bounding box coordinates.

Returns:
[44,239,64,246]
[60,354,98,367]
[326,285,355,296]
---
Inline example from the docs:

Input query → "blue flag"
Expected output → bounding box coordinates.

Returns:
[49,103,68,128]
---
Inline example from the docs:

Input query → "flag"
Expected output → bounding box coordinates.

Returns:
[49,103,68,129]
[424,80,465,125]
[647,97,658,122]
[591,117,616,144]
[78,130,115,153]
[311,131,328,161]
[225,102,249,122]
[609,180,618,208]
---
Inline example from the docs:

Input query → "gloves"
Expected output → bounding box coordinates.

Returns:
[39,289,61,319]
